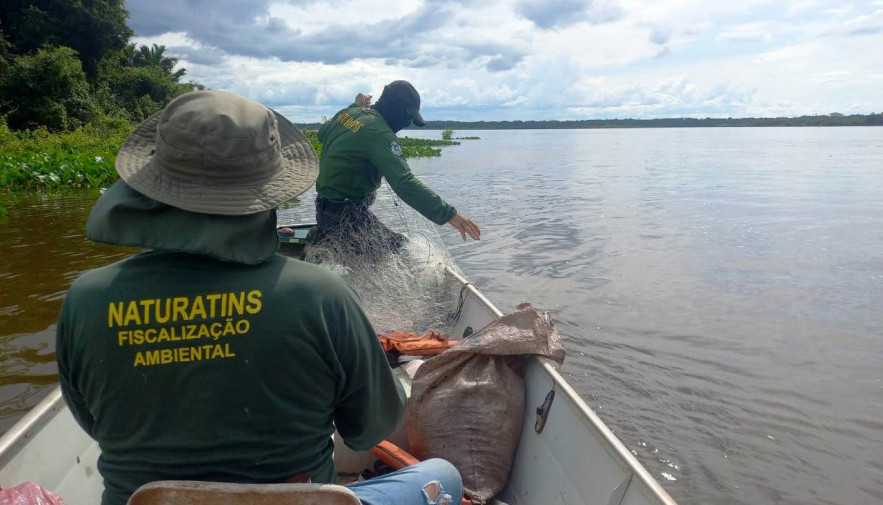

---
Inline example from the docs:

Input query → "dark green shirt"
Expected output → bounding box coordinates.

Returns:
[56,183,406,505]
[316,106,457,225]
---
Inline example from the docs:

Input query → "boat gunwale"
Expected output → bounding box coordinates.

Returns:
[0,388,65,468]
[444,266,678,505]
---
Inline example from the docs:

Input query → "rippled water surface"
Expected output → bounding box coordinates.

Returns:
[3,127,883,504]
[0,193,135,433]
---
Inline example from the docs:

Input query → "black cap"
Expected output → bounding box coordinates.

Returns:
[380,80,426,127]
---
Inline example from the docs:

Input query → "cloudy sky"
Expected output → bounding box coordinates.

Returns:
[128,0,883,123]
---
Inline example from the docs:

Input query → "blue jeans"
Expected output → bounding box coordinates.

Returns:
[347,459,463,505]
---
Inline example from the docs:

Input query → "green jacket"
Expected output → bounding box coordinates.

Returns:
[56,181,406,505]
[316,105,457,225]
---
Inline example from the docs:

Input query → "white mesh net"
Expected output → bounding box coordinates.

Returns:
[301,185,463,336]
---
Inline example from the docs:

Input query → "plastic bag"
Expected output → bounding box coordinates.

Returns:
[0,483,65,505]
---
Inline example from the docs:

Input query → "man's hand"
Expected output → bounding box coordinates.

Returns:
[448,213,481,241]
[355,93,372,108]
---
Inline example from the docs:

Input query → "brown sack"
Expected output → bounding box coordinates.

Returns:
[405,303,565,503]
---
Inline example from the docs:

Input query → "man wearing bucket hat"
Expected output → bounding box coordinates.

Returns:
[55,90,462,505]
[312,80,480,254]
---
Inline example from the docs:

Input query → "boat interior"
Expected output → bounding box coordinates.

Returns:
[0,224,678,505]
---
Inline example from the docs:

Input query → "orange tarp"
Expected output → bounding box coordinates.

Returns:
[378,331,458,356]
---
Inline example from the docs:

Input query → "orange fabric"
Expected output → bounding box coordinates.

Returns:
[370,440,420,470]
[378,331,458,356]
[371,441,473,505]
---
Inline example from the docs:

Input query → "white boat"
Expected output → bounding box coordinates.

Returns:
[0,225,678,505]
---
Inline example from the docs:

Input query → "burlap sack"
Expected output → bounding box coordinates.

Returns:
[405,303,565,503]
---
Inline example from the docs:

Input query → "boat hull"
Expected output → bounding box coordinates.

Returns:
[0,244,677,505]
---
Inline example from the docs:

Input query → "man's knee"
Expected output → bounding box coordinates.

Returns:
[419,459,460,481]
[418,459,462,504]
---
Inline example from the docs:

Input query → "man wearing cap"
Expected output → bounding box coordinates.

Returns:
[313,80,480,254]
[55,90,462,505]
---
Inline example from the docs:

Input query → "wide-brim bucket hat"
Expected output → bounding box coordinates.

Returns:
[115,90,318,216]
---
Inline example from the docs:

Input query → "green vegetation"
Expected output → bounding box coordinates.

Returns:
[2,45,96,131]
[440,128,480,141]
[0,1,203,215]
[0,2,201,128]
[301,130,322,159]
[0,1,467,216]
[398,137,460,157]
[293,113,883,132]
[1,118,128,192]
[301,129,459,158]
[0,0,132,79]
[0,123,462,215]
[92,43,203,123]
[300,127,462,158]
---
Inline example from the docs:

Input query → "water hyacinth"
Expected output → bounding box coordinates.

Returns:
[1,119,128,193]
[1,149,116,191]
[1,119,129,214]
[398,136,460,157]
[300,129,456,159]
[2,122,466,216]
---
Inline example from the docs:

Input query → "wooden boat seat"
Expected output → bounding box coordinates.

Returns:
[127,480,361,505]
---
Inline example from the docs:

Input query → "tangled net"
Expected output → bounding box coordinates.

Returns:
[301,186,463,336]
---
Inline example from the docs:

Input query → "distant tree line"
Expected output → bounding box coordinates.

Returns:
[0,0,201,132]
[409,113,883,130]
[294,112,883,132]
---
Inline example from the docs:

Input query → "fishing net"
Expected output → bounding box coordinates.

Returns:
[300,185,463,336]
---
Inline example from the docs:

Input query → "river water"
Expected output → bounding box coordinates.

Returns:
[1,127,882,504]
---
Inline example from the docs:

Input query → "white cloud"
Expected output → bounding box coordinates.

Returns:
[786,0,821,17]
[716,22,775,43]
[836,9,883,35]
[515,0,623,29]
[267,0,423,34]
[129,0,883,121]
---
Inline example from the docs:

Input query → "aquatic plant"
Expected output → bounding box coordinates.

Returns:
[302,129,322,158]
[398,137,460,157]
[301,129,457,159]
[0,119,127,193]
[0,122,463,215]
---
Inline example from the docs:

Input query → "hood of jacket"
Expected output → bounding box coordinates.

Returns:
[86,180,280,265]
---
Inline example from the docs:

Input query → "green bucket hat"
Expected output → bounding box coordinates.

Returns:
[115,90,318,216]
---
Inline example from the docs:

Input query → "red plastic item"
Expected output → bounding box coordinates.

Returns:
[0,483,65,505]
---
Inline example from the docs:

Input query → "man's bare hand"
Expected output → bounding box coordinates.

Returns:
[448,213,481,241]
[355,93,372,108]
